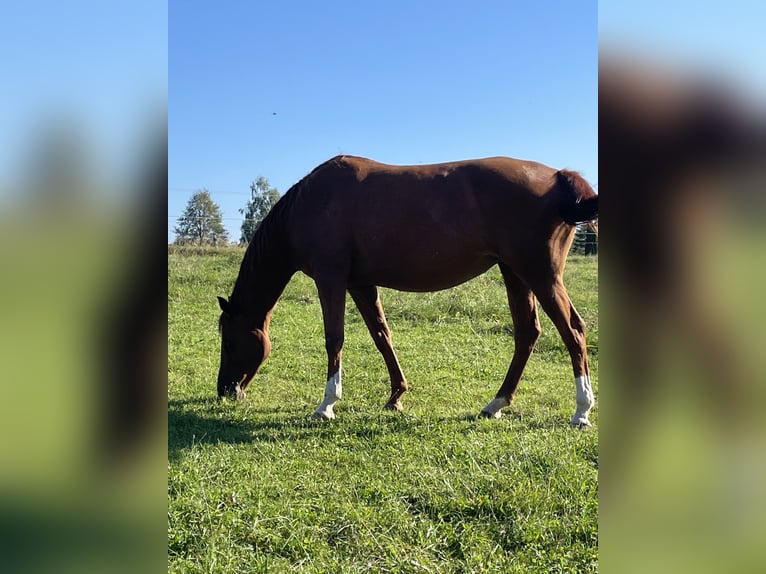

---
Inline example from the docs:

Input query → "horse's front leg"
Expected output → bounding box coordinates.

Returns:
[312,280,346,419]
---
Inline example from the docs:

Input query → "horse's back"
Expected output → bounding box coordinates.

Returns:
[287,155,564,290]
[297,155,556,217]
[317,154,554,188]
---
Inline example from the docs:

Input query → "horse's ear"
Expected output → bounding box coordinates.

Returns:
[217,296,231,315]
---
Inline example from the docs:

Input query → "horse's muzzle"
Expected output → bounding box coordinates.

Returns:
[218,383,246,401]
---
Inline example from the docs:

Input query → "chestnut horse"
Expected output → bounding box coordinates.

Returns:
[216,155,598,425]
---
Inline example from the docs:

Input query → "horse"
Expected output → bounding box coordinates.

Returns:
[216,155,598,426]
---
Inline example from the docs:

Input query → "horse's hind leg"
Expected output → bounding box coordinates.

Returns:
[349,286,408,411]
[533,277,595,427]
[313,280,347,420]
[480,264,541,418]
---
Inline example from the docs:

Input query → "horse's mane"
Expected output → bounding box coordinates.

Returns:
[227,157,349,310]
[249,155,348,245]
[228,194,293,310]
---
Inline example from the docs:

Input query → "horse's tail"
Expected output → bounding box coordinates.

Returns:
[555,169,598,225]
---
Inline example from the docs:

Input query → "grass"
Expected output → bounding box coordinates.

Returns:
[168,247,598,573]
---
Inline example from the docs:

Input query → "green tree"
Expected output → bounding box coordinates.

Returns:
[239,176,280,244]
[173,189,228,245]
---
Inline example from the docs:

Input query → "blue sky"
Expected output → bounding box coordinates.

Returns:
[169,1,597,242]
[0,2,166,203]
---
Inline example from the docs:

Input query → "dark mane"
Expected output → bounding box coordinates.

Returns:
[228,195,292,310]
[227,157,350,311]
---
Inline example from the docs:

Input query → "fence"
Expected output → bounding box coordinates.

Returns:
[571,224,598,256]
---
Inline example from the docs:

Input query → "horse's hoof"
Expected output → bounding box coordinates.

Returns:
[384,401,404,412]
[312,409,336,420]
[479,397,508,419]
[569,417,592,429]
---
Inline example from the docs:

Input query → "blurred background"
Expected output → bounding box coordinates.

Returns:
[0,2,166,572]
[600,1,766,572]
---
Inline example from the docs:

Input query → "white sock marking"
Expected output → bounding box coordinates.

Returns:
[313,365,342,419]
[571,374,595,427]
[481,397,509,419]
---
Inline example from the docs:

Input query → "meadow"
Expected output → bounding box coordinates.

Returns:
[168,246,598,573]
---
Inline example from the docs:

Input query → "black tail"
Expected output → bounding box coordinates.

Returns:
[562,195,598,224]
[556,169,599,224]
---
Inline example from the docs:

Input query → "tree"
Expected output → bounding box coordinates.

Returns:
[239,176,280,244]
[173,189,228,246]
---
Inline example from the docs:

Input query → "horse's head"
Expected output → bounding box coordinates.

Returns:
[216,296,272,400]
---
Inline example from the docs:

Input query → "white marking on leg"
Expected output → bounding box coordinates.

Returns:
[570,374,595,427]
[481,397,510,419]
[313,364,342,419]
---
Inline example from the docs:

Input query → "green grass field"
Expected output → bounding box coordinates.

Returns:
[168,247,598,573]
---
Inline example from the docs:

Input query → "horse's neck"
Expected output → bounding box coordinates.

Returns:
[230,251,293,332]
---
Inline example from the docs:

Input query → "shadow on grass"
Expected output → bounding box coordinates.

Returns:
[168,398,342,461]
[168,397,512,461]
[169,398,404,461]
[168,398,256,462]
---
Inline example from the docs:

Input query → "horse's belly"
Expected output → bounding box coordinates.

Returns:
[350,251,497,292]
